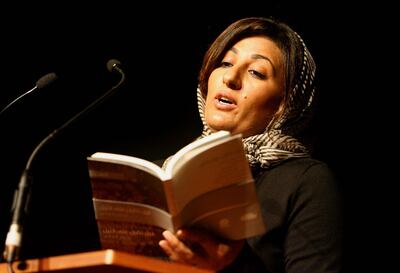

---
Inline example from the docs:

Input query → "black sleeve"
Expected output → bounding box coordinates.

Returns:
[283,163,343,273]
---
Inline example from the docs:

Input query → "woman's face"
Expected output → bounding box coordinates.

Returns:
[205,36,285,137]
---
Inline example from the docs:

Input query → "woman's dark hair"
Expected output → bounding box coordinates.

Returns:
[198,17,309,130]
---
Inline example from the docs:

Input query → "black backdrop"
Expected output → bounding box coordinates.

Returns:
[0,2,391,272]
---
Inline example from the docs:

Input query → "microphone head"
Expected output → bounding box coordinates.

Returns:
[36,72,58,89]
[107,59,122,73]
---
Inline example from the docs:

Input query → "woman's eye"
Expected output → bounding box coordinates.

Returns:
[249,70,266,79]
[220,61,232,67]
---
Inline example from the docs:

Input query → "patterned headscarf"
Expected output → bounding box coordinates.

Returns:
[197,32,316,169]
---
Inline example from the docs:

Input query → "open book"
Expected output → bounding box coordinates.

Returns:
[87,131,266,257]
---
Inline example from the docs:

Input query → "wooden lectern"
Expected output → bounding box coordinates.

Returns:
[0,249,215,273]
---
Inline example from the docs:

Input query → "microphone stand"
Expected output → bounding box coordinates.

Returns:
[3,60,126,264]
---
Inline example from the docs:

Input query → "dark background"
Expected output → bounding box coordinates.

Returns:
[0,1,392,272]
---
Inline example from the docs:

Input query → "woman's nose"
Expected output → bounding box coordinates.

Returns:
[223,68,242,90]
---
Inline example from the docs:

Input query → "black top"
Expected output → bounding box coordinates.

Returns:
[222,157,343,273]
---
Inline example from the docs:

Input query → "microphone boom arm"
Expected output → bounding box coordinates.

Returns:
[3,60,125,263]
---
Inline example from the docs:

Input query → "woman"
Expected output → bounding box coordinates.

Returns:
[159,17,343,273]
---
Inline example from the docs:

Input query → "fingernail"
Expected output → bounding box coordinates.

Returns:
[163,230,174,240]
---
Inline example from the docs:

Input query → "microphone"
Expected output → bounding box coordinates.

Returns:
[0,73,58,116]
[107,59,122,73]
[2,59,126,263]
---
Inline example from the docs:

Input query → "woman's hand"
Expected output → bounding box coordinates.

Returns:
[159,228,244,271]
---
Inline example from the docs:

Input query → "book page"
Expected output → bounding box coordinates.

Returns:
[173,182,266,240]
[88,155,173,257]
[93,198,173,256]
[90,152,169,180]
[93,199,174,230]
[88,158,168,210]
[165,132,253,215]
[96,220,167,257]
[164,130,231,178]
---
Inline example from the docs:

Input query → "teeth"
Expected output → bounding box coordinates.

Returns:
[219,97,232,104]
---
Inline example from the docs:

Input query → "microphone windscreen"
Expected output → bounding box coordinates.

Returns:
[107,59,122,72]
[36,72,58,89]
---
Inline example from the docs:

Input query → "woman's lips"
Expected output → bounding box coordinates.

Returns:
[214,92,237,110]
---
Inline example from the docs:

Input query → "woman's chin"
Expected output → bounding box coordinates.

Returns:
[207,123,234,133]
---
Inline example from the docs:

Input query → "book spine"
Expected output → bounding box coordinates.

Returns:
[163,180,178,217]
